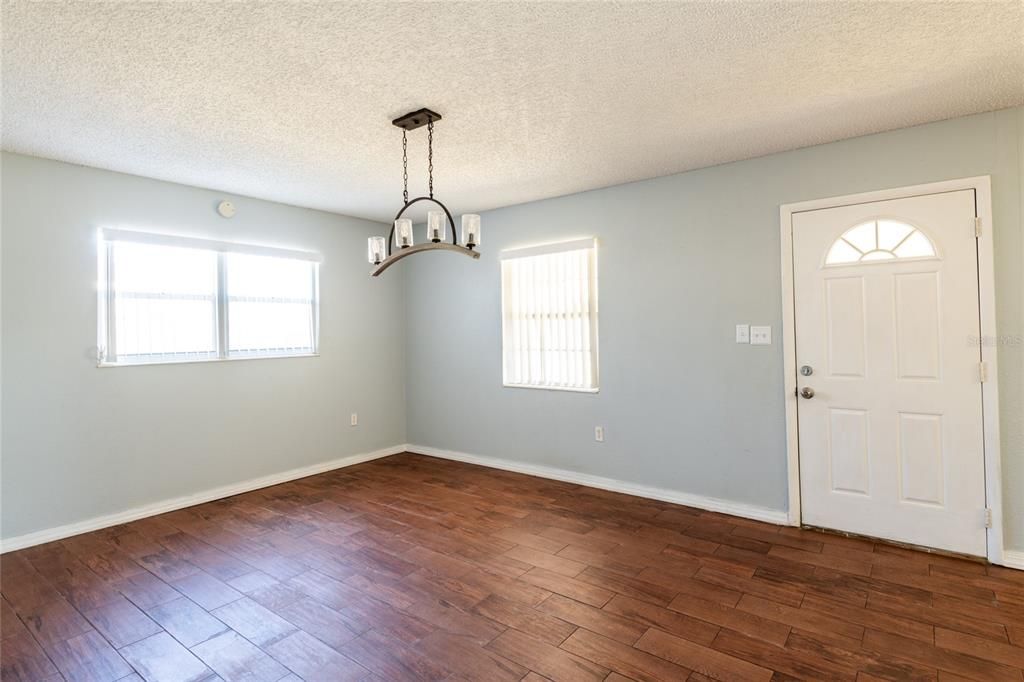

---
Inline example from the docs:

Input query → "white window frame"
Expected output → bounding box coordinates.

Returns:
[500,237,599,393]
[97,228,321,367]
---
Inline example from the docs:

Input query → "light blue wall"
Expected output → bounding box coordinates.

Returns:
[405,108,1024,549]
[1,153,406,541]
[3,108,1021,551]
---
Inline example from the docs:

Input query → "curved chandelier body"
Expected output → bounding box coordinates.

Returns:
[368,109,481,276]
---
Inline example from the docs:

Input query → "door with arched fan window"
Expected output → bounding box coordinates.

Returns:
[792,189,986,556]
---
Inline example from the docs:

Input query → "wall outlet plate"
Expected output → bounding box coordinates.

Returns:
[595,426,604,442]
[350,413,358,426]
[751,325,772,345]
[736,324,750,344]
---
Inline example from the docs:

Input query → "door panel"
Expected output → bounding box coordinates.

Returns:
[792,189,986,556]
[894,272,941,380]
[828,408,870,494]
[826,277,867,377]
[897,411,944,505]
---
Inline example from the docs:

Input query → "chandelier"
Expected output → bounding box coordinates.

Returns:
[367,108,481,276]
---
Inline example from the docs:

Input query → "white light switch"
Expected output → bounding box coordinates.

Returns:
[751,326,772,345]
[735,324,750,344]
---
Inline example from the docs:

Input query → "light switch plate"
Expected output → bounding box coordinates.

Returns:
[735,324,750,344]
[751,325,772,345]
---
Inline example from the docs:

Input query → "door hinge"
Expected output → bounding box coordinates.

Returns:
[984,508,993,529]
[979,361,988,383]
[974,217,982,238]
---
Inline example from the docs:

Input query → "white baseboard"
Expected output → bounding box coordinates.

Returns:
[1001,551,1024,570]
[407,444,790,526]
[0,444,405,553]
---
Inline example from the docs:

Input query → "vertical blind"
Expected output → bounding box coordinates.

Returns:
[110,241,219,362]
[501,238,598,391]
[98,229,319,365]
[226,252,317,357]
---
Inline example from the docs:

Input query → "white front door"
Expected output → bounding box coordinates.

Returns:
[792,189,987,556]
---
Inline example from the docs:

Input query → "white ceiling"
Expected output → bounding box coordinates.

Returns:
[3,2,1022,222]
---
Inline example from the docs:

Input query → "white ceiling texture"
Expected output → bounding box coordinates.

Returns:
[3,1,1022,222]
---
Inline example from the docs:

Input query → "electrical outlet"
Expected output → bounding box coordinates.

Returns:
[751,325,772,345]
[735,324,750,344]
[350,413,358,427]
[595,426,604,442]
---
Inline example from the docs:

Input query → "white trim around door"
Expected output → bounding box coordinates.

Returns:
[779,176,1006,566]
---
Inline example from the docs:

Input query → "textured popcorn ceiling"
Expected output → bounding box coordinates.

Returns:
[2,2,1022,221]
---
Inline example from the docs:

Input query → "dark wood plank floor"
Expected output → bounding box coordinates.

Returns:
[2,453,1023,681]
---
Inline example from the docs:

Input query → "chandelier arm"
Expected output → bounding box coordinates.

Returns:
[386,195,459,256]
[372,242,480,277]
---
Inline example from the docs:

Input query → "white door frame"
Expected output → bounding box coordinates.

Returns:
[779,176,1004,565]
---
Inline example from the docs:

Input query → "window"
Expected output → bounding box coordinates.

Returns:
[98,229,319,365]
[501,238,598,391]
[825,219,936,266]
[225,253,318,357]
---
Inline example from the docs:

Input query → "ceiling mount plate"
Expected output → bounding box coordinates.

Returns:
[392,108,442,131]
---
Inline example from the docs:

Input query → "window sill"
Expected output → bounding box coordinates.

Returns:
[503,383,599,394]
[97,353,319,368]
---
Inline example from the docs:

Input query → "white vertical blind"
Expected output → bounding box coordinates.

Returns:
[226,253,317,357]
[110,241,219,362]
[501,239,598,391]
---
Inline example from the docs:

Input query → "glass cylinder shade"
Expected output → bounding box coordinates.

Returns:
[395,218,414,248]
[462,214,481,248]
[426,211,446,243]
[367,236,386,265]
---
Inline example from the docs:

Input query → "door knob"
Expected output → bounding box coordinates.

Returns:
[800,387,815,399]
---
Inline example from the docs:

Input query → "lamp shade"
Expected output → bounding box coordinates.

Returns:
[395,218,414,248]
[367,236,386,264]
[462,214,481,248]
[427,211,446,243]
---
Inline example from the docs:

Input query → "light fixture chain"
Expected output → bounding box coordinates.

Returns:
[427,119,434,198]
[402,129,409,204]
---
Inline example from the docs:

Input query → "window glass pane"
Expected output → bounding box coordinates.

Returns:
[112,242,218,359]
[501,242,597,391]
[114,242,218,296]
[825,240,861,265]
[825,221,937,266]
[843,221,877,252]
[893,230,936,258]
[226,253,316,355]
[225,253,314,300]
[877,220,914,251]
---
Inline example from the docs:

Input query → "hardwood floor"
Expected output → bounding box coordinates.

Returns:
[2,453,1023,681]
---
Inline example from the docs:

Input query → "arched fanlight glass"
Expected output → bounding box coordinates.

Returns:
[825,220,936,266]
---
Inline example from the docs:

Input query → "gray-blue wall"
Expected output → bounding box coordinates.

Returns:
[405,107,1024,549]
[1,153,407,541]
[3,107,1021,552]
